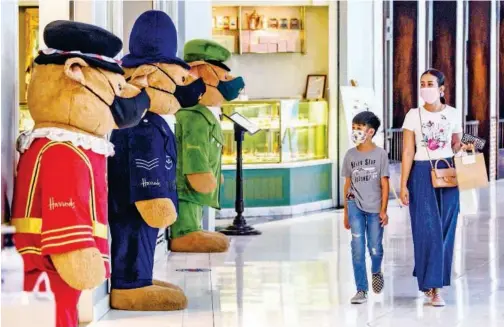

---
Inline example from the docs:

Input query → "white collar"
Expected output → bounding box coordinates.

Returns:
[17,127,115,157]
[207,106,222,121]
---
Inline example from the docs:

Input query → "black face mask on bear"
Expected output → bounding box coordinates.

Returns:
[145,65,206,108]
[108,89,150,128]
[85,73,150,129]
[207,65,245,101]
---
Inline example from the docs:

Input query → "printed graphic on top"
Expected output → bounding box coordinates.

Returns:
[420,114,451,151]
[350,159,379,184]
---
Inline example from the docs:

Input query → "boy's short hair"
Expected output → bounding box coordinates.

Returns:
[352,111,381,136]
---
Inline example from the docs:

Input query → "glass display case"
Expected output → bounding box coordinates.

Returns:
[19,104,35,134]
[18,7,39,136]
[221,99,328,165]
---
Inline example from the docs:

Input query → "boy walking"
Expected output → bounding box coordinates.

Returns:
[342,111,390,304]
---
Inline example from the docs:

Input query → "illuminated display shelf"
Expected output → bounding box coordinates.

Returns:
[221,99,328,165]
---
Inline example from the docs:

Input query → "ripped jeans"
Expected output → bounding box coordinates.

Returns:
[347,200,384,292]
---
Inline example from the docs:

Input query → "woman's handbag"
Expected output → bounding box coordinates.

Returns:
[429,158,458,188]
[418,108,458,188]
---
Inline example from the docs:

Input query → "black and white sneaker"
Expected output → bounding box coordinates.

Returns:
[350,291,368,304]
[372,272,384,294]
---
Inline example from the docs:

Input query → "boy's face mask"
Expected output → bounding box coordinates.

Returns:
[351,128,373,145]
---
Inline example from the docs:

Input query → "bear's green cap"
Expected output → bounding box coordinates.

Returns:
[183,39,231,64]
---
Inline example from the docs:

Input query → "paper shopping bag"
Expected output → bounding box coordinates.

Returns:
[1,272,55,327]
[454,151,489,191]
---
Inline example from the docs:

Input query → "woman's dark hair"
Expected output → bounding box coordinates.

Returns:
[352,111,381,136]
[421,68,446,104]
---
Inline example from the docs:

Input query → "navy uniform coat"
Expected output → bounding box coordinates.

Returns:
[108,111,177,289]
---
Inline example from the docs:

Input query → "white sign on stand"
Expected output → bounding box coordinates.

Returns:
[339,85,384,149]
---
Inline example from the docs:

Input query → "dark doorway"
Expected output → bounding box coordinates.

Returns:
[392,1,418,129]
[498,1,504,179]
[431,1,457,106]
[467,0,491,175]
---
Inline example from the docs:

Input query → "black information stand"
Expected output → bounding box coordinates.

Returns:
[220,113,261,236]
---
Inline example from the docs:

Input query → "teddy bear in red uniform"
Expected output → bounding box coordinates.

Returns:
[11,21,149,327]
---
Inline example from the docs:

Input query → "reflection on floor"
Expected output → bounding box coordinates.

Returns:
[93,181,504,327]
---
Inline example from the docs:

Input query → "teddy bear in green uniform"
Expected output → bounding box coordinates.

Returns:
[170,39,245,252]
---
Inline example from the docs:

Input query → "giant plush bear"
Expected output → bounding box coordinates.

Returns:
[107,11,205,311]
[170,39,245,253]
[11,21,149,327]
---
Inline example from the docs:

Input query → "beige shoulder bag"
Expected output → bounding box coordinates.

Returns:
[418,108,458,188]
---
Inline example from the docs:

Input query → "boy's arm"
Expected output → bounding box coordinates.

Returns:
[380,150,390,214]
[343,177,351,214]
[343,177,351,229]
[341,153,351,228]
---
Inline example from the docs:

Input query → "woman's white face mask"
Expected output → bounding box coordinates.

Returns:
[420,87,440,104]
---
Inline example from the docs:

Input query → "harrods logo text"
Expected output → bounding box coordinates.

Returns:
[141,178,161,188]
[49,197,76,210]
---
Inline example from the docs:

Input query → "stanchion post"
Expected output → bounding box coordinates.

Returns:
[220,122,261,236]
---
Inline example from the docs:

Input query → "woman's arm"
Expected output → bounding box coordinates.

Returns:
[401,129,416,189]
[452,132,462,153]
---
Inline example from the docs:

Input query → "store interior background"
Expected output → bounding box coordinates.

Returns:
[4,0,504,218]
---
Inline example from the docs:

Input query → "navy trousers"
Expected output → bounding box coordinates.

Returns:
[408,159,460,291]
[109,209,158,289]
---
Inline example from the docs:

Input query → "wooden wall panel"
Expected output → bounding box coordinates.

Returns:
[392,1,418,128]
[468,1,491,170]
[498,1,503,179]
[500,1,504,119]
[432,0,457,106]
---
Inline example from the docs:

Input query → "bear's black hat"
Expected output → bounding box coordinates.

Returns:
[35,20,124,74]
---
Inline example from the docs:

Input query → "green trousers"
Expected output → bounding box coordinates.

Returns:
[171,200,203,238]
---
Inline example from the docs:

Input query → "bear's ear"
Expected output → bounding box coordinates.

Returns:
[188,61,207,68]
[196,64,220,86]
[64,57,89,85]
[129,64,158,88]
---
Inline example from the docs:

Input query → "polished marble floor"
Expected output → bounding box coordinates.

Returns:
[93,181,504,327]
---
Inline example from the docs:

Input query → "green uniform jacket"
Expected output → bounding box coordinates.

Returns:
[175,104,223,209]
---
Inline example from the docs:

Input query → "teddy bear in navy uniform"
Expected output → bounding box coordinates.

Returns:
[107,10,205,311]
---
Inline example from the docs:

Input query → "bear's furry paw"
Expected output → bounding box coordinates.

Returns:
[170,231,230,253]
[152,279,183,292]
[51,248,105,290]
[111,285,187,311]
[135,198,177,228]
[187,173,217,194]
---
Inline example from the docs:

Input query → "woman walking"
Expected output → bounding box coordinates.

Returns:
[400,69,463,306]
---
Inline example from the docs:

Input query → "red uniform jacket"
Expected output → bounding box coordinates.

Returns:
[12,138,110,278]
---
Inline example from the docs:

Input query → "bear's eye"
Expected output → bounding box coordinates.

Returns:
[182,76,186,83]
[118,84,122,91]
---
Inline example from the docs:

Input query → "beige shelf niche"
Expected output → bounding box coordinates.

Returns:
[212,5,306,55]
